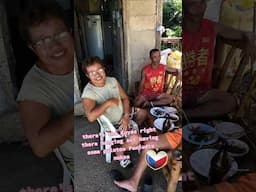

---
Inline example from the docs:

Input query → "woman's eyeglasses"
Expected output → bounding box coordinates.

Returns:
[88,68,105,77]
[31,31,70,48]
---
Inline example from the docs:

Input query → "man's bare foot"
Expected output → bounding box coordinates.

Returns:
[114,179,137,192]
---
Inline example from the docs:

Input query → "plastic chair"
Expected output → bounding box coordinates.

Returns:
[54,148,73,192]
[97,115,139,163]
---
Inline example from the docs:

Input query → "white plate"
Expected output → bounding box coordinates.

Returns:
[162,106,177,114]
[150,107,166,118]
[183,123,219,145]
[154,118,175,131]
[189,148,238,178]
[226,139,249,157]
[167,113,179,122]
[215,122,245,139]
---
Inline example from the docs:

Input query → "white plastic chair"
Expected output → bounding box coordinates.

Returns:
[161,48,172,65]
[97,115,139,163]
[54,148,74,192]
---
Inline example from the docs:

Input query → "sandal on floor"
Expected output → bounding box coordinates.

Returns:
[120,159,133,169]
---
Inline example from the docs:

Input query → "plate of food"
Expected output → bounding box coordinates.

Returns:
[154,118,175,131]
[150,107,166,118]
[168,113,179,122]
[215,122,245,139]
[183,123,218,145]
[226,139,249,157]
[189,148,238,178]
[162,106,177,114]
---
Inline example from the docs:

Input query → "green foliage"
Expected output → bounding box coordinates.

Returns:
[166,28,174,36]
[163,0,182,37]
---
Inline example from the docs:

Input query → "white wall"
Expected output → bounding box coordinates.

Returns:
[0,2,17,115]
[123,0,160,94]
[204,0,222,22]
[0,2,23,142]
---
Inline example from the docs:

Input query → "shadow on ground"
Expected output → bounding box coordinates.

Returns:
[0,142,62,192]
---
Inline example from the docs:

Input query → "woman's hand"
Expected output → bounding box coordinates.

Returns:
[119,114,130,131]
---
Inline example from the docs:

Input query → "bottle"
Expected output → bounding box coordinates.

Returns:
[208,140,231,184]
[162,114,171,133]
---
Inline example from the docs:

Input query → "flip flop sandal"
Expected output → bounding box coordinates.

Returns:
[120,159,133,169]
[110,169,129,192]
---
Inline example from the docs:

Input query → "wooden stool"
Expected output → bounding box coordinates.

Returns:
[162,158,181,192]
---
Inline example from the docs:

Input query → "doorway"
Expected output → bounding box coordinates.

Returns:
[4,0,37,91]
[75,0,126,89]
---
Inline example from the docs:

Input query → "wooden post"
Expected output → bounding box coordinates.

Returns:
[156,0,163,50]
[0,2,16,112]
[254,2,256,33]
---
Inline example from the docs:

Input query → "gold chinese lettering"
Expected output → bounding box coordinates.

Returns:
[197,48,208,66]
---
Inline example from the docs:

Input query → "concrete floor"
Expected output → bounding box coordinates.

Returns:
[75,116,182,192]
[0,142,62,192]
[0,116,182,192]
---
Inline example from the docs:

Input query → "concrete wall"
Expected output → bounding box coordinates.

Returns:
[123,0,162,94]
[0,2,16,115]
[220,1,254,31]
[204,0,222,22]
[0,2,23,142]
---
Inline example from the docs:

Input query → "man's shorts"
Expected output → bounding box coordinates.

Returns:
[165,128,182,149]
[143,93,162,101]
